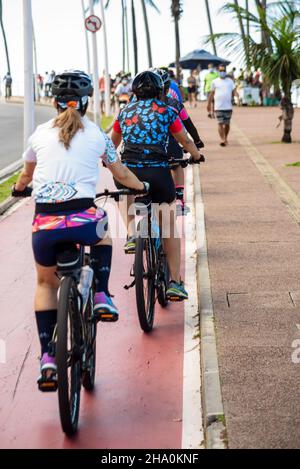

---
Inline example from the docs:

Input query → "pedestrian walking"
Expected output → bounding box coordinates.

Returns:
[207,65,240,147]
[3,72,12,100]
[204,64,219,118]
[44,72,51,97]
[187,70,197,108]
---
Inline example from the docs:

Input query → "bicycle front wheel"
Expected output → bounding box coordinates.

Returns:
[56,276,82,436]
[134,235,156,333]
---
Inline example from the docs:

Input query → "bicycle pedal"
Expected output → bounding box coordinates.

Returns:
[38,376,58,392]
[124,249,135,254]
[98,312,119,322]
[167,295,184,302]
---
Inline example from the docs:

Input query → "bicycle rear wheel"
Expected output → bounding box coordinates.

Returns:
[56,276,82,436]
[134,234,156,333]
[82,288,97,391]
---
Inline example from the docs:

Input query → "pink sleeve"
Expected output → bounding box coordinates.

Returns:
[179,106,189,121]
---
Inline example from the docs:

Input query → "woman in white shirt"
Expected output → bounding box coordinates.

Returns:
[12,70,147,386]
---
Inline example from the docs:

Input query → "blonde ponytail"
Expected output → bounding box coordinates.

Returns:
[53,107,84,149]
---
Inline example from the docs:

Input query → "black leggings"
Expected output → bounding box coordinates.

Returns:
[115,166,175,204]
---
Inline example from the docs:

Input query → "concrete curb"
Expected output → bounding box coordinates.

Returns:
[193,164,227,449]
[0,159,23,183]
[0,196,18,216]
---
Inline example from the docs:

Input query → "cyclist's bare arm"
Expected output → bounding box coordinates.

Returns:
[171,129,200,161]
[107,159,144,191]
[15,162,36,190]
[207,90,215,112]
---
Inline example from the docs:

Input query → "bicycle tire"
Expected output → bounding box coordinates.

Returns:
[56,276,82,436]
[157,248,169,308]
[82,289,97,391]
[134,234,156,333]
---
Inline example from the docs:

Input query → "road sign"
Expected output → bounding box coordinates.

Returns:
[85,15,102,33]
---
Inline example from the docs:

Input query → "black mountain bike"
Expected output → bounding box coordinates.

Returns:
[132,156,205,333]
[38,189,144,437]
[40,244,97,436]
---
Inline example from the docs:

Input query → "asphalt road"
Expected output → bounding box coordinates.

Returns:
[0,101,55,170]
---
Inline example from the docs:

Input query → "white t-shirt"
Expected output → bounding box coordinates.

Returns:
[23,116,118,203]
[211,77,235,111]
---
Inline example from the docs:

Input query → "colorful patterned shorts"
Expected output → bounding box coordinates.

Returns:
[32,207,108,266]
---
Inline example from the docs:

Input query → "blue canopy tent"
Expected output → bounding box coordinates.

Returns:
[169,49,230,70]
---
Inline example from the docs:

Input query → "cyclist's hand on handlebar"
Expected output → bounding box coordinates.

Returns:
[131,181,150,195]
[189,154,205,164]
[11,184,33,198]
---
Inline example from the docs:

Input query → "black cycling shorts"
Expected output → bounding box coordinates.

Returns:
[115,166,175,204]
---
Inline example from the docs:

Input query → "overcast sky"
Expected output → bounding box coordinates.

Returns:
[0,0,258,93]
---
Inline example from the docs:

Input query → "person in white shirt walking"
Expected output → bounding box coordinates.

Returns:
[207,64,239,146]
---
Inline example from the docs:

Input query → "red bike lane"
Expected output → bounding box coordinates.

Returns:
[0,168,187,449]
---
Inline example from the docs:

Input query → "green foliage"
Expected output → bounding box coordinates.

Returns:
[0,173,19,204]
[205,1,300,96]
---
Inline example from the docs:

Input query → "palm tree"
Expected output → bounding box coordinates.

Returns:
[105,0,127,71]
[131,0,138,74]
[0,0,10,74]
[141,0,158,68]
[171,0,183,80]
[254,0,273,53]
[207,2,300,142]
[233,0,250,70]
[204,0,217,55]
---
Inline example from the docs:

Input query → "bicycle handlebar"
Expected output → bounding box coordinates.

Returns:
[96,156,205,201]
[95,188,142,201]
[168,155,205,167]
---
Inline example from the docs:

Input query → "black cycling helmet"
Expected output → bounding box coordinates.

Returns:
[51,70,93,98]
[132,71,164,99]
[151,68,171,93]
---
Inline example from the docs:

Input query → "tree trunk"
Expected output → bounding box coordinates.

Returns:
[255,0,273,54]
[124,0,130,72]
[0,0,11,74]
[174,15,180,80]
[281,93,294,143]
[121,0,125,71]
[140,0,152,67]
[233,0,250,70]
[131,0,138,74]
[204,0,217,55]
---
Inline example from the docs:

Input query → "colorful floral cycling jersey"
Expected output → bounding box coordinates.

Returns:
[113,98,182,167]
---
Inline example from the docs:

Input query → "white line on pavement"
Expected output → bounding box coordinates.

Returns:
[181,165,204,449]
[193,165,226,450]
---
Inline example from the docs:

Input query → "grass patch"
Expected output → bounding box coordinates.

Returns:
[0,172,19,204]
[101,115,114,130]
[286,162,300,167]
[216,414,226,426]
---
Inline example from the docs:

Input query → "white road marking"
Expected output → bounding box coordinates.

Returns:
[181,165,204,449]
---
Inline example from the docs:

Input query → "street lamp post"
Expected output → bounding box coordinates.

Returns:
[89,0,100,125]
[81,0,91,76]
[23,0,34,148]
[99,0,111,116]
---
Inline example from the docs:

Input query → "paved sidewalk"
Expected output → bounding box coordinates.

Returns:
[190,104,300,448]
